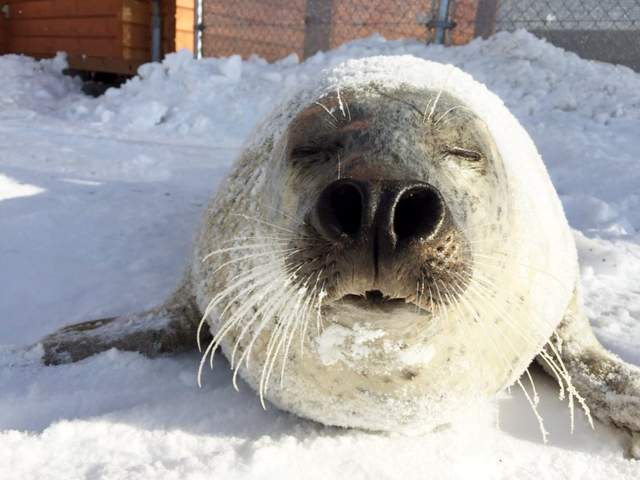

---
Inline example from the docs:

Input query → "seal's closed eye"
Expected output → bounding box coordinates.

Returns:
[444,146,483,162]
[291,144,336,158]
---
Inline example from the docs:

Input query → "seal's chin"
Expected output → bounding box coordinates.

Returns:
[337,289,429,314]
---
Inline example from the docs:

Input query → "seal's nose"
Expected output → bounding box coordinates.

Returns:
[313,179,445,244]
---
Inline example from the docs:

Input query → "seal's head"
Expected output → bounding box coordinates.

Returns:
[196,56,576,431]
[282,86,495,316]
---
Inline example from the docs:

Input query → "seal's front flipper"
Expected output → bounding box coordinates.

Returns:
[40,278,204,365]
[537,289,640,458]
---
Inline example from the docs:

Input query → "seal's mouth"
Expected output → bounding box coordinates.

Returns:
[338,289,428,313]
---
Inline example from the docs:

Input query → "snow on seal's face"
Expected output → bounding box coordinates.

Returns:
[193,56,578,431]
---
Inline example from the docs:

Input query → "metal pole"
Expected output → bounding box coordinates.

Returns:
[474,0,498,38]
[194,0,203,59]
[151,0,162,62]
[435,0,450,44]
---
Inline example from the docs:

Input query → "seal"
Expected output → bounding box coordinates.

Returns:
[40,56,640,453]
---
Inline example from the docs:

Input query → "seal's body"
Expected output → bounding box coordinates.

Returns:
[42,56,640,452]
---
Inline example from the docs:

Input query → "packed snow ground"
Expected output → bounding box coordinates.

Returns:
[1,31,639,478]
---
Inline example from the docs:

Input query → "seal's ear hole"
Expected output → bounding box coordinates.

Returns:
[394,187,443,241]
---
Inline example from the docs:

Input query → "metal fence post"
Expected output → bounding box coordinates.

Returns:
[435,0,450,44]
[194,0,203,59]
[304,0,334,59]
[474,0,498,39]
[151,0,162,62]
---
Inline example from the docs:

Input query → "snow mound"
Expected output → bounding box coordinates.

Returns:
[0,53,82,115]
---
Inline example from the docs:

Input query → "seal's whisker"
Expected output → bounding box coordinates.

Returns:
[462,276,545,351]
[525,368,541,407]
[471,247,572,283]
[242,284,292,372]
[456,275,547,377]
[299,269,324,358]
[197,264,276,351]
[426,70,452,124]
[202,242,294,262]
[542,340,594,431]
[460,278,548,444]
[445,278,512,376]
[206,248,303,278]
[259,204,304,223]
[461,274,592,435]
[216,234,305,246]
[228,298,277,379]
[434,105,474,127]
[232,281,296,389]
[316,282,328,333]
[206,274,284,369]
[517,378,550,443]
[432,279,450,327]
[415,280,421,314]
[201,251,305,352]
[336,87,348,120]
[259,301,292,407]
[277,280,312,381]
[198,261,281,327]
[272,267,317,385]
[280,281,314,387]
[344,96,352,122]
[537,345,591,435]
[451,283,514,391]
[470,270,567,335]
[211,276,280,355]
[225,257,308,363]
[314,101,338,128]
[538,349,567,401]
[255,263,308,406]
[197,336,217,388]
[228,214,309,237]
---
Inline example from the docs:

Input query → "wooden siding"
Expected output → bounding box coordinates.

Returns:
[1,0,193,74]
[0,8,7,53]
[6,0,121,59]
[163,0,194,53]
[121,0,150,61]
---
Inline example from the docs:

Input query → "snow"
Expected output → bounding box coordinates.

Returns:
[1,30,639,478]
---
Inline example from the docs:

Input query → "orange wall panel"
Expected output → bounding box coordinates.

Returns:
[10,17,119,37]
[3,1,190,73]
[10,35,119,57]
[163,0,193,54]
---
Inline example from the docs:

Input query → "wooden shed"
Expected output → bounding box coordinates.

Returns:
[0,0,195,75]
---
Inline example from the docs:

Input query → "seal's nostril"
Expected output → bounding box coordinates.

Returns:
[329,183,362,235]
[315,180,363,239]
[393,187,443,241]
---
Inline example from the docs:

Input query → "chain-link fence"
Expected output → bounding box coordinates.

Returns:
[201,0,479,62]
[200,0,640,70]
[494,0,640,70]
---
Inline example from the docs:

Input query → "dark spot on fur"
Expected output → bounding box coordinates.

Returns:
[401,369,418,380]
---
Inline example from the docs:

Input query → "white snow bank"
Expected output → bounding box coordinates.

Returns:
[1,31,640,478]
[0,53,82,115]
